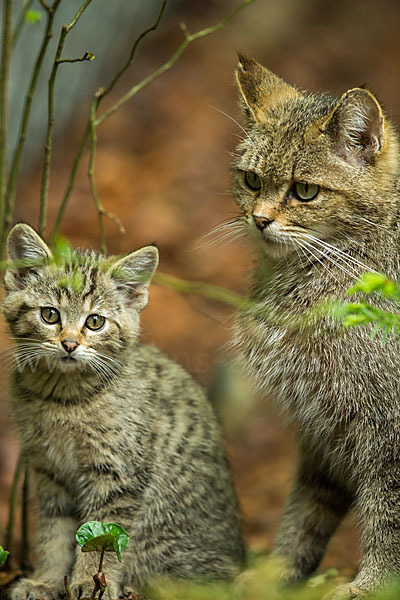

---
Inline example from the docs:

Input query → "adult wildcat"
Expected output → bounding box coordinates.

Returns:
[3,223,244,600]
[232,55,400,598]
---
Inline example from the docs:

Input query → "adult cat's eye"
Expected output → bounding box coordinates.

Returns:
[85,314,106,331]
[293,182,320,202]
[244,171,262,191]
[40,307,60,324]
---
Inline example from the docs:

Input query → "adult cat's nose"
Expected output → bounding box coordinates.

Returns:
[254,214,274,230]
[61,339,79,354]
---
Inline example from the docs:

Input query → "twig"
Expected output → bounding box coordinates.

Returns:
[21,467,31,571]
[153,272,252,311]
[88,96,106,253]
[51,0,168,244]
[101,0,167,100]
[12,0,34,47]
[3,0,62,258]
[0,0,12,264]
[94,0,256,127]
[52,0,256,249]
[64,576,72,600]
[4,453,23,567]
[57,50,94,64]
[39,0,94,237]
[85,0,255,251]
[50,123,90,244]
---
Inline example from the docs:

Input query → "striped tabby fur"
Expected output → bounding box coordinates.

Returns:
[3,223,244,600]
[232,56,400,599]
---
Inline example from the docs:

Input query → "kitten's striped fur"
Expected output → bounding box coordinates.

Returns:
[3,224,244,600]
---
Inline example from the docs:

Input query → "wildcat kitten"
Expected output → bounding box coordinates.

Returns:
[3,223,244,600]
[232,55,400,599]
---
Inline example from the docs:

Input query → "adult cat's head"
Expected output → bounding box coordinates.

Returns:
[3,223,158,378]
[233,55,399,263]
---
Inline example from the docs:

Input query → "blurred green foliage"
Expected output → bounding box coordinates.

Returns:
[335,272,400,342]
[144,554,400,600]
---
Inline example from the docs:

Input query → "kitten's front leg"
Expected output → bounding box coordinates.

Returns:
[11,469,77,600]
[275,457,350,584]
[70,474,138,599]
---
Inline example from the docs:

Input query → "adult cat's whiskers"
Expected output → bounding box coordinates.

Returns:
[295,238,341,283]
[195,217,246,250]
[354,216,390,231]
[303,234,378,275]
[210,105,258,152]
[300,238,359,279]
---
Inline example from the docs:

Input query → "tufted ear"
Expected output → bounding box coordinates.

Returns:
[4,223,52,291]
[235,54,298,124]
[110,245,159,311]
[320,87,385,166]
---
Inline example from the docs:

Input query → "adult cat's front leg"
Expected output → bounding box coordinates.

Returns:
[274,454,351,584]
[11,469,77,600]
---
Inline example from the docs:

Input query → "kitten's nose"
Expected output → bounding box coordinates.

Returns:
[254,214,274,230]
[61,339,79,354]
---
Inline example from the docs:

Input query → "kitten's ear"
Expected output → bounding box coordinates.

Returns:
[110,245,159,311]
[321,88,384,166]
[4,223,52,291]
[235,54,298,124]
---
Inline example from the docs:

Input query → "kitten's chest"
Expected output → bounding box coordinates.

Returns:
[14,394,134,483]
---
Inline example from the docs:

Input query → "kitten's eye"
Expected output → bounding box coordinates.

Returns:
[244,171,262,191]
[41,307,60,325]
[293,182,320,202]
[85,314,105,331]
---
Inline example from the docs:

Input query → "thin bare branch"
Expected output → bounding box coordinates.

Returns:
[57,50,94,64]
[51,0,255,249]
[0,0,13,263]
[95,0,256,127]
[12,0,34,47]
[51,0,168,243]
[39,0,94,236]
[4,0,62,253]
[4,453,23,564]
[88,96,106,253]
[101,0,167,99]
[21,467,31,571]
[50,123,90,244]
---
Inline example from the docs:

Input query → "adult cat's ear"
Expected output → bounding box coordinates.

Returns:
[4,223,52,291]
[321,88,384,166]
[235,54,298,124]
[110,245,159,310]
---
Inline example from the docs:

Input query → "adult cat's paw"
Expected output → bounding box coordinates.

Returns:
[10,578,61,600]
[323,583,365,600]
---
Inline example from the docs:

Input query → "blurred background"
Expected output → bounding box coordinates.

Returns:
[2,0,400,578]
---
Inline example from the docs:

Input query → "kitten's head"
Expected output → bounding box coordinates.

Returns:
[233,55,399,260]
[3,223,158,378]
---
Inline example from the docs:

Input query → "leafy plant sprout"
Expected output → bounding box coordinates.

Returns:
[71,521,130,600]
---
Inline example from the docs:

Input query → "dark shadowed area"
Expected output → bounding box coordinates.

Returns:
[1,0,399,579]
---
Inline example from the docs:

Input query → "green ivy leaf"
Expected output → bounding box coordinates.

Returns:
[25,10,43,24]
[0,546,9,566]
[76,521,129,562]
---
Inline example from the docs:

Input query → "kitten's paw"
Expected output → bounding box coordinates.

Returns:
[323,583,365,600]
[10,578,61,600]
[69,580,94,600]
[70,579,121,599]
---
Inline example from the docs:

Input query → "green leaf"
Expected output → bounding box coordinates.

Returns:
[25,10,43,24]
[76,521,129,562]
[0,546,9,566]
